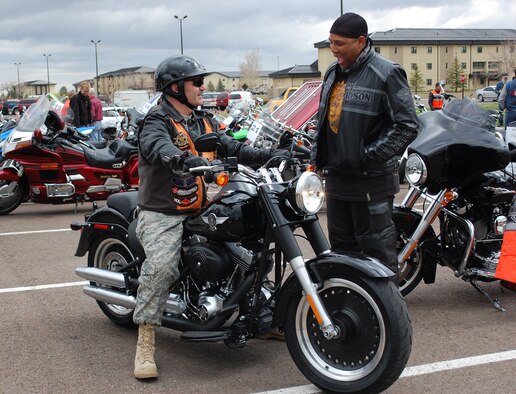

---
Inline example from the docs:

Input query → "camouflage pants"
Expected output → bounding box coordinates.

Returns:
[133,209,188,326]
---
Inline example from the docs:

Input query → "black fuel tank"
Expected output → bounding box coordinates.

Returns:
[185,178,264,242]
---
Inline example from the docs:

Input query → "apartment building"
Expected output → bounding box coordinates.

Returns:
[315,28,516,90]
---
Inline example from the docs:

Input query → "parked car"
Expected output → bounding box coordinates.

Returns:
[101,106,125,138]
[216,92,229,111]
[268,86,299,112]
[16,97,39,113]
[201,92,219,109]
[2,99,20,115]
[475,86,498,102]
[228,91,254,109]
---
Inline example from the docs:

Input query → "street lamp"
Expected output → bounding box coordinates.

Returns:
[174,15,187,54]
[14,62,21,99]
[43,53,51,94]
[91,40,101,95]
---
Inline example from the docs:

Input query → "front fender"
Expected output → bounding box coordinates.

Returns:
[273,252,394,328]
[0,159,23,182]
[73,206,130,257]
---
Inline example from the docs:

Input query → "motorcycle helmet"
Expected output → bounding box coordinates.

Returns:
[155,55,207,109]
[45,108,65,132]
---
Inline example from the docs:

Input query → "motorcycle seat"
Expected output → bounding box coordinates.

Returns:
[106,191,139,222]
[83,140,138,170]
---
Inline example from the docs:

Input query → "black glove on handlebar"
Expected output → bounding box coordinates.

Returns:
[181,155,209,172]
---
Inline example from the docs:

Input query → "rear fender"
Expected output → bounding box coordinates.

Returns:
[273,252,393,328]
[393,206,440,284]
[73,207,131,257]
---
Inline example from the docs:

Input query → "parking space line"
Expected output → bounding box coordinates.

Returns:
[253,349,516,394]
[0,228,71,236]
[0,281,88,293]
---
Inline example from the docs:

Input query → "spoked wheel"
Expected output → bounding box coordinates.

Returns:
[88,237,139,327]
[0,181,23,215]
[396,230,424,296]
[284,276,412,394]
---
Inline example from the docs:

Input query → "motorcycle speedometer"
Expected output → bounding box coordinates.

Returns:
[406,153,428,185]
[293,172,325,214]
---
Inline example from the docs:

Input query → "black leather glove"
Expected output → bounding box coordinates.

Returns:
[270,148,291,160]
[181,155,209,172]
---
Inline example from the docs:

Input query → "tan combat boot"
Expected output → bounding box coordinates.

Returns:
[134,323,158,379]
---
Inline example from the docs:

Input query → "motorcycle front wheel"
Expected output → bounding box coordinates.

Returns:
[0,181,23,215]
[284,276,412,394]
[88,236,139,328]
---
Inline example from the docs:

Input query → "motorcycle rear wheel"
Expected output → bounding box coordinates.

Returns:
[88,237,138,328]
[0,181,23,215]
[284,276,412,394]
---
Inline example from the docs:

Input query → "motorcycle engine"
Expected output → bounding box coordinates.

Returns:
[183,244,232,282]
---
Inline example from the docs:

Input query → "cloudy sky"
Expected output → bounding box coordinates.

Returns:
[1,0,514,91]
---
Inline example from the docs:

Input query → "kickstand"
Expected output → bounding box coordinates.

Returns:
[470,280,506,312]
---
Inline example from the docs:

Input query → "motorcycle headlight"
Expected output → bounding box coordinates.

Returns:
[294,172,325,214]
[405,153,428,185]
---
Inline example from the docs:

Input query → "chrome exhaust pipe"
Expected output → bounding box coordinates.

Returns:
[83,285,136,309]
[75,266,128,288]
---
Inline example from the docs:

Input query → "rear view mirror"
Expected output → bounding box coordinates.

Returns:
[194,133,221,152]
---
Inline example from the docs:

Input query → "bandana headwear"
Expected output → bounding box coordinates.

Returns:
[330,12,368,38]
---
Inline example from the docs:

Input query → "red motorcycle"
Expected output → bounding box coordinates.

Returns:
[0,96,139,215]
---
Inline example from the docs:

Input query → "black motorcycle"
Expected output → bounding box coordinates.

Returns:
[72,133,412,393]
[394,99,516,310]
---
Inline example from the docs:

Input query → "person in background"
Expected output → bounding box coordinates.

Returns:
[88,89,104,142]
[499,68,516,129]
[132,55,290,380]
[311,12,418,276]
[495,75,509,100]
[428,82,444,111]
[69,81,92,127]
[61,90,75,119]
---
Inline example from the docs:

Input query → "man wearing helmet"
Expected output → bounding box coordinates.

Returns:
[133,55,289,379]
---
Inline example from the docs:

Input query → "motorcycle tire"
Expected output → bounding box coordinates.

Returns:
[283,276,412,394]
[88,236,139,328]
[0,180,23,215]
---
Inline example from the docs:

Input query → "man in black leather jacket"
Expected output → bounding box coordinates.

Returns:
[311,13,418,274]
[133,55,288,380]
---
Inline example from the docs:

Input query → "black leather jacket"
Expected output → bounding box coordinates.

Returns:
[138,97,271,214]
[312,44,418,178]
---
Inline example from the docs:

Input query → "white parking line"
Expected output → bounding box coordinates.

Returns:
[0,281,88,294]
[0,228,71,236]
[253,349,516,393]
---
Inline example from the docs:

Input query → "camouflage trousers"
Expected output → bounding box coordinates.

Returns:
[133,209,188,326]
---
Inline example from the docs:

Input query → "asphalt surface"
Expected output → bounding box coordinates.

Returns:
[0,186,515,394]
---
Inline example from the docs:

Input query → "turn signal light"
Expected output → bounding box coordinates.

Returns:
[216,172,229,186]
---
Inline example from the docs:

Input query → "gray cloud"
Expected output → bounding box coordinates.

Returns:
[1,0,513,90]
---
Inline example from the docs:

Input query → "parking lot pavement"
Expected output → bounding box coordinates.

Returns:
[0,200,515,393]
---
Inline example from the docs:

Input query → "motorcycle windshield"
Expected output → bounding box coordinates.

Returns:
[16,95,51,132]
[408,99,510,188]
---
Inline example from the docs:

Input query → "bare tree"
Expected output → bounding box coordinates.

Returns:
[239,49,261,90]
[1,81,18,98]
[495,40,516,74]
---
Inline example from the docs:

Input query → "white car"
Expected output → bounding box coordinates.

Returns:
[475,86,498,102]
[101,106,125,131]
[228,91,255,109]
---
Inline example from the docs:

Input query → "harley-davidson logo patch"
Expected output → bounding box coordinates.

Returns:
[174,132,189,149]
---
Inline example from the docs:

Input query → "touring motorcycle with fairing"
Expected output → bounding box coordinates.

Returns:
[73,133,412,393]
[395,99,516,310]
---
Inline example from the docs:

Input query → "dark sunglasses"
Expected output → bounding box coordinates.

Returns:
[189,77,204,87]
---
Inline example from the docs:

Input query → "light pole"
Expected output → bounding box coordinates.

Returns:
[174,15,187,54]
[91,40,101,95]
[14,62,21,99]
[43,53,51,94]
